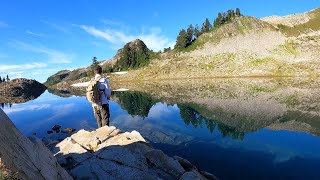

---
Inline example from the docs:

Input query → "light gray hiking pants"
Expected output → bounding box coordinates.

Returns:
[93,104,110,128]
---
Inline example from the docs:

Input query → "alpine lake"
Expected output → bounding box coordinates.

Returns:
[2,77,320,180]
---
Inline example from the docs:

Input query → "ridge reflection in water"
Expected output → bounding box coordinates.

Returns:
[2,78,320,180]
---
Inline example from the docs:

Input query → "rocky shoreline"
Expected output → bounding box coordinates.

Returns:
[51,126,217,180]
[0,78,47,103]
[0,108,217,180]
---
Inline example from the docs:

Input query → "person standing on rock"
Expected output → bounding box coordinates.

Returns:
[87,65,111,127]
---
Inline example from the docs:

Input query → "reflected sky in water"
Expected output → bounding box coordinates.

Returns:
[2,90,320,180]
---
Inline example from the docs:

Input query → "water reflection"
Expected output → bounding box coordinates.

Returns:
[112,78,320,137]
[1,103,12,109]
[113,91,155,118]
[47,88,85,97]
[3,78,320,180]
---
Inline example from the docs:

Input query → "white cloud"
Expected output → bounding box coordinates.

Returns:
[78,25,117,43]
[0,62,47,72]
[78,25,175,52]
[26,30,46,38]
[4,104,51,114]
[9,40,73,64]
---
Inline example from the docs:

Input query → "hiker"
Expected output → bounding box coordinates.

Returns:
[87,65,111,127]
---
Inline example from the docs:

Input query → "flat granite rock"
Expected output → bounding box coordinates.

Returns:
[53,126,214,180]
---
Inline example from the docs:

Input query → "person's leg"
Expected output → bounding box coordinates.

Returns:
[93,106,102,128]
[101,104,110,126]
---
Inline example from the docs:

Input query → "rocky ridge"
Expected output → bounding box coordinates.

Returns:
[261,10,311,27]
[0,78,47,103]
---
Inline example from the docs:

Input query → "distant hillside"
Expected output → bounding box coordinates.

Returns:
[45,39,151,88]
[111,13,320,81]
[261,8,320,37]
[46,8,320,87]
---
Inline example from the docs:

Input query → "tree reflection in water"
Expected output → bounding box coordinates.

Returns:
[113,91,246,140]
[0,103,12,109]
[179,104,244,140]
[113,91,155,118]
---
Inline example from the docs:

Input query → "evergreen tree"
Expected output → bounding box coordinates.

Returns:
[91,56,99,73]
[174,29,188,49]
[163,47,171,52]
[186,24,194,46]
[194,24,201,38]
[2,78,5,82]
[226,10,235,21]
[236,8,241,16]
[201,18,212,34]
[215,12,224,27]
[0,76,2,83]
[6,75,9,82]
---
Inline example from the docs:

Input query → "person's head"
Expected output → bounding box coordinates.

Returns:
[94,65,102,75]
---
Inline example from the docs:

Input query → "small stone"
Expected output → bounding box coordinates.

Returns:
[61,128,76,134]
[52,125,61,131]
[47,130,53,134]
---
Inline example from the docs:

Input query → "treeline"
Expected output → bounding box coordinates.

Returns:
[174,8,242,50]
[0,75,10,83]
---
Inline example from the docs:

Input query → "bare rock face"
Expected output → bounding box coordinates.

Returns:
[54,126,217,180]
[0,109,72,180]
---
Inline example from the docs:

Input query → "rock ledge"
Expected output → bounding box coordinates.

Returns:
[52,126,218,180]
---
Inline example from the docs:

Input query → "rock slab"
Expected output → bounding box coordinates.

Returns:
[54,126,218,180]
[0,109,72,180]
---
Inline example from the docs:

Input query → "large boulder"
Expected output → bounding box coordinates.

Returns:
[54,126,217,180]
[0,109,72,180]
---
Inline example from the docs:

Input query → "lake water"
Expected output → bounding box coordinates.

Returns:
[2,78,320,180]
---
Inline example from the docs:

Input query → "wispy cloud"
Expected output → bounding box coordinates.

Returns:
[0,21,8,28]
[4,104,51,114]
[26,30,46,38]
[41,20,69,33]
[77,25,175,51]
[9,40,73,64]
[0,62,47,72]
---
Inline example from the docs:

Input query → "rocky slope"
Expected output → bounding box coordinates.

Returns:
[111,12,320,81]
[0,109,72,180]
[0,78,47,103]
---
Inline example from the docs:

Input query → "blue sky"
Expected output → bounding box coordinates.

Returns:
[0,0,319,82]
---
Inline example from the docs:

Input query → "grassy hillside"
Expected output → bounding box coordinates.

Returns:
[46,9,320,88]
[109,15,319,82]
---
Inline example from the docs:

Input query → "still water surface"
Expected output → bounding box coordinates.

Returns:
[2,78,320,180]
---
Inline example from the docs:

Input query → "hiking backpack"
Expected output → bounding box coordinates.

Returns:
[86,78,101,104]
